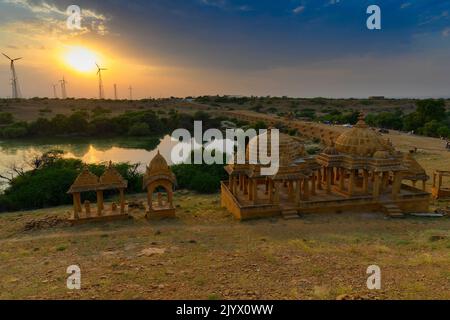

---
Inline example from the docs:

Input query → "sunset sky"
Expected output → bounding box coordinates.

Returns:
[0,0,449,99]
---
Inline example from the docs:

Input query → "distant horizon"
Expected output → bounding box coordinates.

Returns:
[2,95,450,101]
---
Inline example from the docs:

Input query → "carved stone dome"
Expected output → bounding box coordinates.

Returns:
[143,150,176,189]
[148,151,170,174]
[335,115,385,157]
[246,130,305,166]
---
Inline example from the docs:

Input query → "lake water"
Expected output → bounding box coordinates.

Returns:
[0,135,234,189]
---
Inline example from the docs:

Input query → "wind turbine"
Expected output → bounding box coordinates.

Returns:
[2,53,22,99]
[52,84,58,99]
[96,63,107,99]
[114,83,118,100]
[128,85,133,100]
[59,76,67,99]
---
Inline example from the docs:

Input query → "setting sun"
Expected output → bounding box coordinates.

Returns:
[64,46,99,73]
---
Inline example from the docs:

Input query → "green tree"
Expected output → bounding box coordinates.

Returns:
[416,99,446,123]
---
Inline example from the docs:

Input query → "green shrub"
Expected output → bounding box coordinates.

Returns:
[0,112,14,125]
[1,123,28,138]
[0,155,144,212]
[128,122,151,136]
[172,156,227,194]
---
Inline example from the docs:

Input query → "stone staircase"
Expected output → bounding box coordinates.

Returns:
[383,204,404,218]
[281,209,301,220]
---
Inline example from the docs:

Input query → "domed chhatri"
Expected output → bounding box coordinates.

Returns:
[224,129,320,220]
[335,114,386,157]
[246,130,306,167]
[222,114,430,220]
[143,151,177,219]
[147,150,171,175]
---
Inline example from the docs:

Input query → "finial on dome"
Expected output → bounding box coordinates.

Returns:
[355,112,368,128]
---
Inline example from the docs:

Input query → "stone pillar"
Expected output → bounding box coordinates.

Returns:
[295,180,301,204]
[311,174,316,196]
[373,172,381,199]
[119,188,125,214]
[317,170,323,190]
[288,181,294,201]
[253,179,258,204]
[274,182,280,204]
[382,172,390,191]
[72,193,80,219]
[339,168,345,191]
[147,189,153,211]
[303,178,310,201]
[363,170,369,194]
[348,169,355,196]
[168,189,174,207]
[392,172,402,199]
[75,193,82,215]
[326,167,332,194]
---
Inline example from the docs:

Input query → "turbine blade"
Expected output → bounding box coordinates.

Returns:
[13,57,23,61]
[2,53,12,60]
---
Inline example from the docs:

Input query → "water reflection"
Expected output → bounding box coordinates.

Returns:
[0,135,234,180]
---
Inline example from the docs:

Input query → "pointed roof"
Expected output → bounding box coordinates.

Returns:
[67,166,99,194]
[403,152,429,181]
[143,151,176,189]
[98,161,128,190]
[148,150,170,174]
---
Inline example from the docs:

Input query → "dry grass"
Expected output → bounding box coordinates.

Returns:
[0,191,448,300]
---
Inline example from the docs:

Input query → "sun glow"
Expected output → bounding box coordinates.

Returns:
[64,46,99,73]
